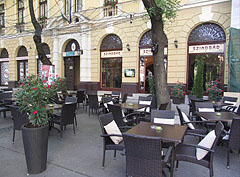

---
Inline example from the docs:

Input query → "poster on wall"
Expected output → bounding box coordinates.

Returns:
[124,69,135,77]
[41,65,55,84]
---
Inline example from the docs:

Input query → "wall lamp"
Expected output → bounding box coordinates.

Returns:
[126,43,130,51]
[174,39,178,48]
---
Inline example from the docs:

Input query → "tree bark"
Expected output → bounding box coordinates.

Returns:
[28,0,52,65]
[142,0,170,108]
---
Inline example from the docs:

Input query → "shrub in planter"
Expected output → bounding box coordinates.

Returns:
[171,82,185,104]
[207,80,223,102]
[14,75,66,174]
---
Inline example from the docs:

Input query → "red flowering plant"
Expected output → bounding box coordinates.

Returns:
[14,75,63,127]
[207,80,223,101]
[171,82,185,98]
[104,0,118,7]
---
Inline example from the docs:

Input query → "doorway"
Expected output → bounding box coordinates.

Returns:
[64,57,80,90]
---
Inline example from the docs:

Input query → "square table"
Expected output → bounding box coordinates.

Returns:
[126,122,187,143]
[121,103,147,111]
[196,112,240,123]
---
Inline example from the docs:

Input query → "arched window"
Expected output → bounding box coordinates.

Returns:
[100,34,122,89]
[0,48,9,85]
[17,46,28,81]
[187,23,226,91]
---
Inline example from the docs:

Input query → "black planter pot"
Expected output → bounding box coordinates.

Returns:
[22,124,49,174]
[172,97,184,104]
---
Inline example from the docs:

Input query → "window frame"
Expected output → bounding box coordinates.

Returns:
[75,0,82,12]
[17,0,24,24]
[0,61,9,86]
[17,60,28,81]
[39,0,47,19]
[0,4,5,28]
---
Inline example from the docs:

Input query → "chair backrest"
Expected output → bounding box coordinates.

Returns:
[102,96,113,104]
[150,110,175,124]
[121,93,128,103]
[112,91,120,97]
[211,121,224,151]
[88,94,99,109]
[60,103,76,126]
[235,105,240,116]
[76,90,85,103]
[98,112,116,145]
[122,133,164,177]
[158,102,168,110]
[65,96,77,103]
[229,118,240,150]
[188,95,196,104]
[195,102,213,112]
[9,105,28,130]
[107,104,124,127]
[222,96,238,103]
[138,96,152,112]
[0,92,12,102]
[176,106,184,126]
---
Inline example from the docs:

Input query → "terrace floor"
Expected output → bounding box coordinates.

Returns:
[0,102,240,177]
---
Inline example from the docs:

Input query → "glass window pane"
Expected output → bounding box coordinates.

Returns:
[101,58,122,88]
[1,62,9,85]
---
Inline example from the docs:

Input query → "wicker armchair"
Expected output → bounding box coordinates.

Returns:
[65,96,78,126]
[76,89,86,109]
[188,95,196,116]
[222,118,240,168]
[136,96,153,122]
[9,105,28,142]
[122,133,174,177]
[175,121,224,177]
[50,103,76,139]
[98,113,124,168]
[221,96,238,112]
[177,106,208,135]
[150,110,175,124]
[88,94,104,116]
[107,104,135,129]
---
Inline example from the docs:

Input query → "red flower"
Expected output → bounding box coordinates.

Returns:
[171,94,173,96]
[47,85,50,89]
[181,94,183,95]
[212,89,215,90]
[170,88,173,90]
[33,111,38,115]
[43,80,46,83]
[43,87,45,89]
[208,88,210,90]
[177,89,180,91]
[33,87,37,90]
[59,79,62,82]
[56,74,58,77]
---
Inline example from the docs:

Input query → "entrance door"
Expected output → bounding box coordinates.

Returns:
[64,57,75,90]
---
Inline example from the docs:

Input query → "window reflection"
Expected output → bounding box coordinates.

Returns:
[101,58,122,88]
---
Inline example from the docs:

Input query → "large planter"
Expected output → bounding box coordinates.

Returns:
[22,124,49,174]
[172,97,184,104]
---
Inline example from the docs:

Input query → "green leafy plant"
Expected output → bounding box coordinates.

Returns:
[207,80,223,101]
[171,81,185,98]
[104,0,118,7]
[148,75,156,95]
[191,56,204,98]
[15,75,66,127]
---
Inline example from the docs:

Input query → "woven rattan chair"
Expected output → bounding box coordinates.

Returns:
[76,89,86,109]
[188,95,196,116]
[221,96,238,112]
[222,118,240,168]
[88,94,104,116]
[150,110,175,124]
[9,105,28,142]
[107,104,135,129]
[50,103,76,139]
[102,96,113,113]
[98,113,124,168]
[120,93,128,104]
[122,133,173,177]
[65,96,78,126]
[175,121,224,177]
[137,96,153,122]
[176,106,208,135]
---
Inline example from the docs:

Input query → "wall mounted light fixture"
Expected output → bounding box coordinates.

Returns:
[126,43,130,51]
[174,39,178,48]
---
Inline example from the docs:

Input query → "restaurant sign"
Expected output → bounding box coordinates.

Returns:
[101,50,122,58]
[140,47,167,56]
[63,51,81,57]
[189,44,224,54]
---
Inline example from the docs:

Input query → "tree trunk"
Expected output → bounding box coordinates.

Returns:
[28,0,52,65]
[142,0,170,108]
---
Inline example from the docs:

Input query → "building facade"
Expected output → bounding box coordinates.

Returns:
[0,0,232,94]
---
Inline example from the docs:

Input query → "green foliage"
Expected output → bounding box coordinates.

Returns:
[104,0,118,7]
[191,56,204,98]
[171,81,185,98]
[155,0,181,20]
[148,76,156,95]
[207,80,223,101]
[15,75,66,127]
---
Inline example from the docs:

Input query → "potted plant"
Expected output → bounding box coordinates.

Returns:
[171,82,185,104]
[14,75,65,174]
[207,80,223,102]
[191,56,204,98]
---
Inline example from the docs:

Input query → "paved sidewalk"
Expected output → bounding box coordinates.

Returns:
[0,101,240,177]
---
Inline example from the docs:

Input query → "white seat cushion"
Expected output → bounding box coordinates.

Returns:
[153,118,175,125]
[103,101,113,109]
[104,120,123,144]
[196,130,216,160]
[182,112,195,130]
[222,101,237,110]
[138,100,151,112]
[198,108,215,112]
